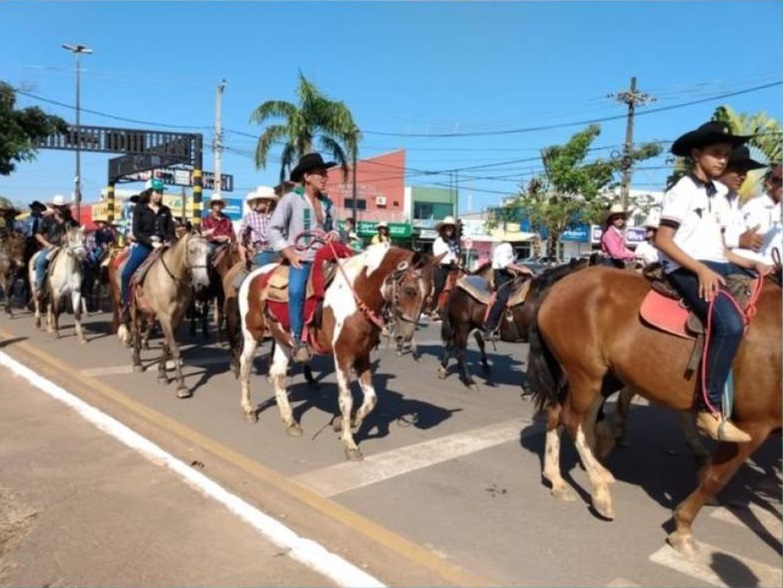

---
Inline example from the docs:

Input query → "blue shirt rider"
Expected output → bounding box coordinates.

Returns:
[33,195,80,297]
[120,179,175,317]
[90,220,116,266]
[267,153,341,364]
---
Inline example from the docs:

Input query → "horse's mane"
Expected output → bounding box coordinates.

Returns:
[533,257,591,290]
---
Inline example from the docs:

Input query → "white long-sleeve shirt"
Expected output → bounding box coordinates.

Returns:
[734,194,782,264]
[432,236,459,265]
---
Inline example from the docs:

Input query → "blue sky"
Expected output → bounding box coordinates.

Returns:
[1,1,781,214]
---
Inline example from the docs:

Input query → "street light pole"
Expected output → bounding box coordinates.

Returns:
[62,43,93,221]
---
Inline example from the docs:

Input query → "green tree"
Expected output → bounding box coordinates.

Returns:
[250,71,361,183]
[494,124,661,256]
[0,81,67,176]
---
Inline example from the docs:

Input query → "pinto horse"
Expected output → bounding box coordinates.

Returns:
[0,231,25,316]
[439,258,594,390]
[237,239,442,461]
[526,265,781,555]
[120,232,210,397]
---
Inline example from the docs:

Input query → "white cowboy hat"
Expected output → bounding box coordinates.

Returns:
[602,204,628,225]
[246,186,278,204]
[435,215,457,231]
[208,193,226,206]
[50,194,68,207]
[377,221,389,229]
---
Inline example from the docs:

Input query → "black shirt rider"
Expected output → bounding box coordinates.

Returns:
[132,202,175,247]
[36,211,80,246]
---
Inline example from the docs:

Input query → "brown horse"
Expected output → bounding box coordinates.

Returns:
[526,265,781,555]
[121,232,210,397]
[237,242,442,460]
[439,258,595,390]
[188,242,243,340]
[0,231,25,316]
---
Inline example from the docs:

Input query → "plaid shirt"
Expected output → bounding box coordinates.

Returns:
[238,210,272,247]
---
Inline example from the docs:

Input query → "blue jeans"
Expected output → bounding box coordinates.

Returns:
[120,243,152,305]
[91,245,105,267]
[254,250,279,267]
[668,261,747,412]
[34,247,53,291]
[288,262,312,344]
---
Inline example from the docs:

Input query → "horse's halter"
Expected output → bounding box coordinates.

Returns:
[381,260,428,329]
[160,232,209,284]
[62,230,87,260]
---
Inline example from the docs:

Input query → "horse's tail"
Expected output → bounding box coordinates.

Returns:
[527,316,564,413]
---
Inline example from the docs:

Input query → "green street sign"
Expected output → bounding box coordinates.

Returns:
[353,220,413,238]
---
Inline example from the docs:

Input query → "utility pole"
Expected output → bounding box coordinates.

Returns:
[351,128,359,224]
[609,76,655,210]
[213,79,227,198]
[62,43,93,221]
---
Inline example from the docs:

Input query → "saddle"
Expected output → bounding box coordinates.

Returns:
[260,243,352,352]
[211,243,230,268]
[456,274,532,308]
[640,262,758,378]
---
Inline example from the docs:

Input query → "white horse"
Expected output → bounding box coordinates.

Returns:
[28,226,88,342]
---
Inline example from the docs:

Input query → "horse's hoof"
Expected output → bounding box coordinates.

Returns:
[78,338,87,344]
[177,388,192,399]
[468,383,479,392]
[286,423,303,437]
[551,485,577,502]
[244,411,258,424]
[133,364,145,373]
[666,531,697,558]
[157,376,169,386]
[332,416,343,433]
[396,350,403,357]
[593,492,615,520]
[345,448,364,462]
[437,367,448,380]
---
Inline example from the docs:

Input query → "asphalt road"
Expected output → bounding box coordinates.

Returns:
[0,306,780,587]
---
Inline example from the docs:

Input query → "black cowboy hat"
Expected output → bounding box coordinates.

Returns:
[29,200,46,210]
[290,152,337,183]
[726,145,767,172]
[128,194,141,204]
[670,121,751,157]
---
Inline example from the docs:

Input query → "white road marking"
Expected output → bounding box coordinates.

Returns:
[295,418,541,497]
[649,542,782,588]
[0,351,385,588]
[605,578,641,587]
[710,502,782,538]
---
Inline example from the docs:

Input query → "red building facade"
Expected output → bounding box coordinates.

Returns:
[327,149,407,223]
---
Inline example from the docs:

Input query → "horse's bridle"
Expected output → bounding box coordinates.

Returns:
[381,260,428,328]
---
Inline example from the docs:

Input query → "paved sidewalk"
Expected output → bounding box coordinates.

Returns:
[0,366,335,588]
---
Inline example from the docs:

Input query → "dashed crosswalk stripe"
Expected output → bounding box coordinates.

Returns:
[649,542,782,587]
[710,502,782,538]
[295,418,541,497]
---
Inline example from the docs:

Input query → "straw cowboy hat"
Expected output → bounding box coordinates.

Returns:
[289,153,337,183]
[435,216,457,231]
[602,203,629,225]
[670,121,751,157]
[726,145,767,172]
[245,186,278,205]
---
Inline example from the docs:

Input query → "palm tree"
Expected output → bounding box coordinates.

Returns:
[249,72,361,183]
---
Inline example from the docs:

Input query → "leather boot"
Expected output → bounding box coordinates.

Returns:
[292,342,311,364]
[696,411,751,443]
